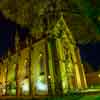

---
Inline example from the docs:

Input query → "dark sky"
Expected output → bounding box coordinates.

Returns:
[79,42,100,71]
[0,12,29,56]
[0,13,15,56]
[0,12,100,71]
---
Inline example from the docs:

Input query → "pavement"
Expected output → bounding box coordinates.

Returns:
[0,95,100,100]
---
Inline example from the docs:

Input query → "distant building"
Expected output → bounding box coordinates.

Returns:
[86,72,100,89]
[83,61,94,73]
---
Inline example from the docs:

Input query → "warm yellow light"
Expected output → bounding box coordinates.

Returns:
[2,89,6,95]
[98,74,100,78]
[48,75,51,79]
[40,53,42,57]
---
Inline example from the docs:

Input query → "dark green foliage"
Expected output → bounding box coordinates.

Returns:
[0,0,98,42]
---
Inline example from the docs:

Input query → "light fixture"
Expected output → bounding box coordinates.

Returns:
[40,53,43,57]
[48,75,51,79]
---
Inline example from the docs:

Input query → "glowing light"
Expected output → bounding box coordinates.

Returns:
[22,79,29,92]
[40,53,42,57]
[98,74,100,78]
[2,89,6,95]
[22,83,29,92]
[36,80,48,91]
[48,75,51,79]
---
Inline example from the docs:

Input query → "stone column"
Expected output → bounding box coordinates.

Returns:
[47,39,55,95]
[45,39,53,96]
[26,36,33,96]
[5,59,8,95]
[70,46,87,90]
[56,38,68,94]
[49,38,63,95]
[70,45,82,89]
[66,51,74,91]
[15,32,20,96]
[5,50,11,95]
[75,47,87,89]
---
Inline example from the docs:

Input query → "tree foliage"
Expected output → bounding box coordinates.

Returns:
[0,0,97,43]
[0,0,77,27]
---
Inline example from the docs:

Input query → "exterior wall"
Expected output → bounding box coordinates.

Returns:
[0,62,5,95]
[18,47,29,95]
[47,41,55,95]
[19,47,29,80]
[31,39,48,95]
[0,17,89,96]
[75,47,87,89]
[56,38,68,93]
[0,39,87,96]
[0,59,7,95]
[0,62,3,84]
[46,16,88,94]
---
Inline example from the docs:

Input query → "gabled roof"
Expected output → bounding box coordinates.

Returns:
[51,15,76,44]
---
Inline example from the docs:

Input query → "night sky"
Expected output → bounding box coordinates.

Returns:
[0,12,100,72]
[79,42,100,71]
[0,12,29,56]
[0,12,15,56]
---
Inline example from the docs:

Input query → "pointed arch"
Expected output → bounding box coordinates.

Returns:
[51,16,76,46]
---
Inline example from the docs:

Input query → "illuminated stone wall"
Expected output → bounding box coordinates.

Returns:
[0,62,5,86]
[31,39,48,95]
[50,16,87,93]
[18,48,29,95]
[0,16,87,96]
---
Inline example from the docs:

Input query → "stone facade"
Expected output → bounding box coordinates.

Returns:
[0,16,87,96]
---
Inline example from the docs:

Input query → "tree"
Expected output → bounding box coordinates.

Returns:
[0,0,97,43]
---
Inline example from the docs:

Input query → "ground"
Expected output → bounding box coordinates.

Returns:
[0,95,100,100]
